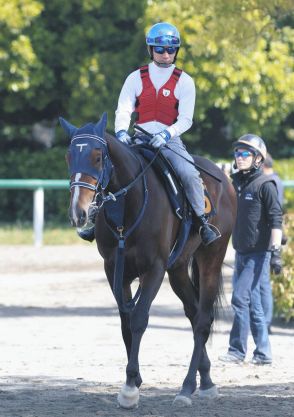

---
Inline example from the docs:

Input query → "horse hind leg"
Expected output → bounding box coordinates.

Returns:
[198,347,218,398]
[183,250,223,401]
[169,256,220,406]
[188,258,217,397]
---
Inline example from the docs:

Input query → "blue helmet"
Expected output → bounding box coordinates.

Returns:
[146,22,181,48]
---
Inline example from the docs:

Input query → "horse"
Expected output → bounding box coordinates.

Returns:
[60,113,236,408]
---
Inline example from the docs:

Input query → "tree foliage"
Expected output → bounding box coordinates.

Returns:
[0,0,293,157]
[0,0,147,144]
[146,0,294,155]
[272,213,294,321]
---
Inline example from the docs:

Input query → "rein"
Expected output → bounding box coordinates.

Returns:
[133,124,223,183]
[98,146,162,205]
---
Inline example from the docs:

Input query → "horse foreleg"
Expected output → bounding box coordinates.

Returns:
[105,264,143,391]
[119,308,143,389]
[117,262,165,409]
[118,281,134,359]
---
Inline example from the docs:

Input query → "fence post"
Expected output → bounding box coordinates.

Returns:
[33,187,44,247]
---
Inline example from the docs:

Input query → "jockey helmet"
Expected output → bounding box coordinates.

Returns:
[146,22,180,65]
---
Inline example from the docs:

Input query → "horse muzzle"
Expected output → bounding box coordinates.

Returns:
[69,205,89,228]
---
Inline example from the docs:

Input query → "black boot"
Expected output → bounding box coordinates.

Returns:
[197,214,221,246]
[77,226,95,242]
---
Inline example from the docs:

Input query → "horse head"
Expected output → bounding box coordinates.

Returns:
[60,112,112,227]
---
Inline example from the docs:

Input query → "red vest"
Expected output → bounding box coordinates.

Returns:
[135,65,182,125]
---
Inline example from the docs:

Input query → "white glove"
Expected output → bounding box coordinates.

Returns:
[149,129,171,148]
[116,130,132,144]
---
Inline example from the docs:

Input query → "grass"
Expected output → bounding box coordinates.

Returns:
[0,224,89,245]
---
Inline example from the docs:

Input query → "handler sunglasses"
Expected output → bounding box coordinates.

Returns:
[153,46,177,54]
[234,150,253,158]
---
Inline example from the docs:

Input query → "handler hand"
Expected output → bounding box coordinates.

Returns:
[149,129,171,148]
[270,247,282,275]
[116,130,132,145]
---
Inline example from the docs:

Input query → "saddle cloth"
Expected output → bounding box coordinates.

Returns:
[135,144,216,219]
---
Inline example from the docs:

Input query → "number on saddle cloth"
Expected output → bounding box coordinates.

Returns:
[204,187,216,218]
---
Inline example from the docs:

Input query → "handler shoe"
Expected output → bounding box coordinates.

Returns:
[251,356,272,365]
[218,352,244,364]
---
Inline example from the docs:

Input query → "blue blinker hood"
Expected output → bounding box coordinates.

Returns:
[60,113,112,189]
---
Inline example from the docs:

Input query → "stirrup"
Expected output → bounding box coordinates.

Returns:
[199,223,221,246]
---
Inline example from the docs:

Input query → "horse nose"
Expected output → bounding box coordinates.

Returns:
[78,210,87,226]
[69,207,88,227]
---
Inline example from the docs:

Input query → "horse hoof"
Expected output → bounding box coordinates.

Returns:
[117,384,139,409]
[198,385,218,399]
[173,394,192,407]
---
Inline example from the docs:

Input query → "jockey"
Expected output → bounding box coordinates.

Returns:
[114,22,220,246]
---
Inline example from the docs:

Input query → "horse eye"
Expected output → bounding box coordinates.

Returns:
[96,156,101,163]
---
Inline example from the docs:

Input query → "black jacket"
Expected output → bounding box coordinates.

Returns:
[231,169,283,253]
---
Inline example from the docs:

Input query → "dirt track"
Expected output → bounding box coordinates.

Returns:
[0,245,293,417]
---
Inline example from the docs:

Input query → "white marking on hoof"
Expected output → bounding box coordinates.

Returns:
[117,384,139,409]
[198,385,218,399]
[173,394,192,407]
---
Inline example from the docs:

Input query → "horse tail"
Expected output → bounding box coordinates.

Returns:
[214,270,225,322]
[189,256,200,301]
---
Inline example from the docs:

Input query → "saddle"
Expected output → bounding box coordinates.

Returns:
[133,142,217,268]
[134,143,216,220]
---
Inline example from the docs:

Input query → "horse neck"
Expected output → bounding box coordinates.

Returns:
[106,134,141,191]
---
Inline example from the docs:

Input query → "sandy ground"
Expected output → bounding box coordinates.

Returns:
[0,244,293,417]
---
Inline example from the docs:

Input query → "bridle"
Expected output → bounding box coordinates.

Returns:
[68,135,162,218]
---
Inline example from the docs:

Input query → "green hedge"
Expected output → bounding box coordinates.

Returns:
[1,149,294,224]
[273,159,294,213]
[0,147,69,223]
[272,214,294,321]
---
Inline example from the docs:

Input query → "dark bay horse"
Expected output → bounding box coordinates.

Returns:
[60,113,236,408]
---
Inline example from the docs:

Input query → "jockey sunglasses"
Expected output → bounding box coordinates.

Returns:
[234,150,253,158]
[153,46,177,54]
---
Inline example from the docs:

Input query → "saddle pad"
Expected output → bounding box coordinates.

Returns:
[135,144,217,218]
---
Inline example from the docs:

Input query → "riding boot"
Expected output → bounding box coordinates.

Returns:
[196,214,221,246]
[77,226,95,242]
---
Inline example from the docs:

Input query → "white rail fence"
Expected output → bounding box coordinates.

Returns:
[1,178,293,246]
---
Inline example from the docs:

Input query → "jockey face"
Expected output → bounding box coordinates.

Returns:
[153,45,176,67]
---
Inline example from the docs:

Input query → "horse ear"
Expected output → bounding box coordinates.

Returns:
[94,112,108,136]
[59,117,77,138]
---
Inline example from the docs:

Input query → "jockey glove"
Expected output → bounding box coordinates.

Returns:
[116,130,132,144]
[270,246,282,275]
[150,129,171,148]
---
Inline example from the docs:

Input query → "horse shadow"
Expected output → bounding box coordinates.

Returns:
[0,376,293,417]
